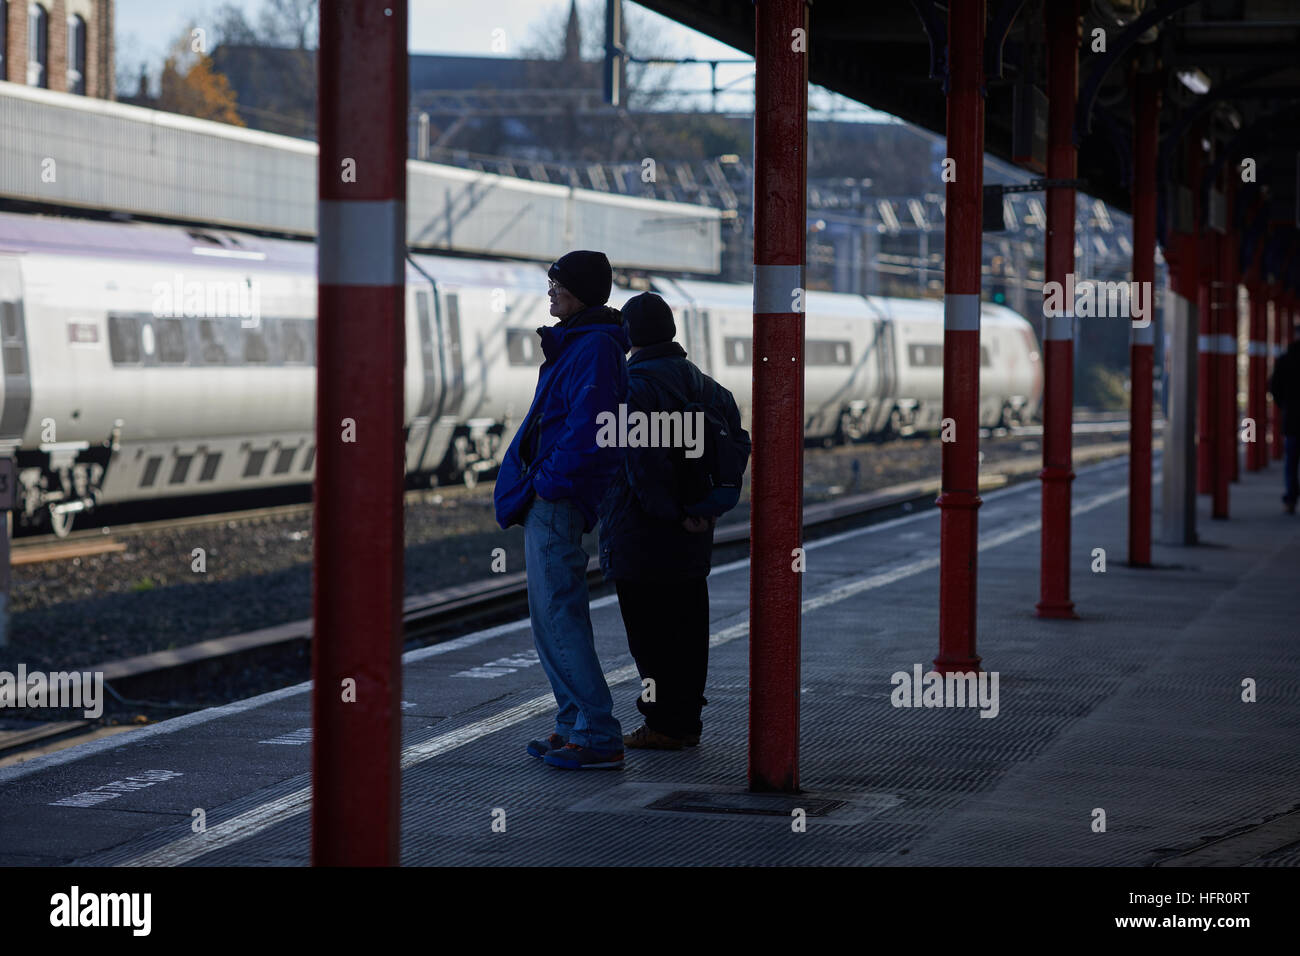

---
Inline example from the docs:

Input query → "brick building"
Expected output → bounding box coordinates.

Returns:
[1,0,114,99]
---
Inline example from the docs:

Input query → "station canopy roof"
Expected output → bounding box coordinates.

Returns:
[638,1,1300,233]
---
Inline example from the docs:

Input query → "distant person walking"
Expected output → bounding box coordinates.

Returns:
[1270,328,1300,514]
[598,292,749,749]
[494,251,629,769]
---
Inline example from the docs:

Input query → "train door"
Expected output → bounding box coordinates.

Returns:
[0,258,31,444]
[875,318,896,432]
[404,278,443,475]
[442,291,466,417]
[694,308,714,377]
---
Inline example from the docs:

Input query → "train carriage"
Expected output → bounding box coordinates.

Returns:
[0,211,1043,534]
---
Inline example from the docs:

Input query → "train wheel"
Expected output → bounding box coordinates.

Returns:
[889,409,904,439]
[49,506,74,539]
[839,411,865,444]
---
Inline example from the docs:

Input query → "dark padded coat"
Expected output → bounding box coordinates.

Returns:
[598,342,744,581]
[494,305,630,533]
[1269,341,1300,437]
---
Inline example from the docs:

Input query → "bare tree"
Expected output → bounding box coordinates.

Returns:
[259,0,320,50]
[212,3,260,46]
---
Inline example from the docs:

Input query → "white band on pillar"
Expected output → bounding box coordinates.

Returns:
[1215,334,1235,353]
[1248,341,1266,356]
[753,264,805,314]
[944,293,980,331]
[1132,322,1155,346]
[1198,335,1212,352]
[318,200,406,286]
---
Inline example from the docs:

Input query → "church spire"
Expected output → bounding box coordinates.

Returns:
[563,0,582,64]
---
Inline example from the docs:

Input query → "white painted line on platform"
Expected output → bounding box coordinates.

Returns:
[118,481,1131,867]
[453,650,541,679]
[258,728,313,746]
[49,769,185,809]
[0,454,1137,788]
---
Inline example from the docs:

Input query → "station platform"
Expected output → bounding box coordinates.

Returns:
[2,455,1298,866]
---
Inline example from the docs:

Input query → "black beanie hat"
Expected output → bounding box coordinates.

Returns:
[622,292,676,346]
[548,250,612,308]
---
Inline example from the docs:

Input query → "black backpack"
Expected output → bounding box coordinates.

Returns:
[632,367,751,518]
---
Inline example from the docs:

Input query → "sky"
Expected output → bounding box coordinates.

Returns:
[113,0,890,119]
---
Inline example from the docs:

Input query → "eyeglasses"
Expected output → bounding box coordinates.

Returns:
[548,279,567,293]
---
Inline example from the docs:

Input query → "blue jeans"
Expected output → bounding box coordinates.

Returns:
[1286,436,1299,504]
[524,496,623,750]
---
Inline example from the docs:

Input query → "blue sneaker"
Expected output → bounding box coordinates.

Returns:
[543,743,625,770]
[526,732,567,759]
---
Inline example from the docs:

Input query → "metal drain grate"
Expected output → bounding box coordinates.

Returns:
[646,790,845,817]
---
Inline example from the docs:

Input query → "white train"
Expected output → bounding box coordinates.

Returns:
[0,212,1042,535]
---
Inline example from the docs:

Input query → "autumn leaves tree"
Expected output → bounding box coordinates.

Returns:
[156,29,244,127]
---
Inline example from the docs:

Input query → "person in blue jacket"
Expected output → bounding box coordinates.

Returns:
[494,250,630,770]
[598,292,746,750]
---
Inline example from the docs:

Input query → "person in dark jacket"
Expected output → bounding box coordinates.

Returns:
[1269,332,1300,514]
[598,292,745,750]
[494,250,630,770]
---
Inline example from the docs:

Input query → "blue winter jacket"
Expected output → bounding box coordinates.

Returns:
[598,341,744,581]
[493,305,630,532]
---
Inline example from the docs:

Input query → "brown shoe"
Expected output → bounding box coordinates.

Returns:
[623,724,685,750]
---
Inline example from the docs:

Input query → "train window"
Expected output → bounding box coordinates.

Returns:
[156,318,187,364]
[806,340,852,367]
[1,301,18,339]
[301,445,316,472]
[273,447,296,474]
[170,454,193,485]
[724,336,751,366]
[243,449,268,477]
[243,326,269,364]
[907,343,944,368]
[198,319,228,364]
[141,322,156,356]
[980,346,992,368]
[280,319,313,365]
[198,452,221,482]
[140,456,162,488]
[108,315,141,364]
[506,328,542,366]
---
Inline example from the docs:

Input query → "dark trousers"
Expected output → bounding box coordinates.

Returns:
[615,577,709,739]
[1286,435,1299,505]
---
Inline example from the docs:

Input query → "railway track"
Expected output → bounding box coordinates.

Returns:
[0,437,1142,762]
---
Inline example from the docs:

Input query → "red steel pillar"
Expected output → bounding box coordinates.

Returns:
[1247,282,1267,471]
[748,0,808,794]
[1274,292,1287,460]
[1192,129,1212,495]
[311,1,407,865]
[1037,0,1080,619]
[1127,68,1158,567]
[1230,262,1241,483]
[1212,199,1235,519]
[1197,234,1215,494]
[935,0,985,673]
